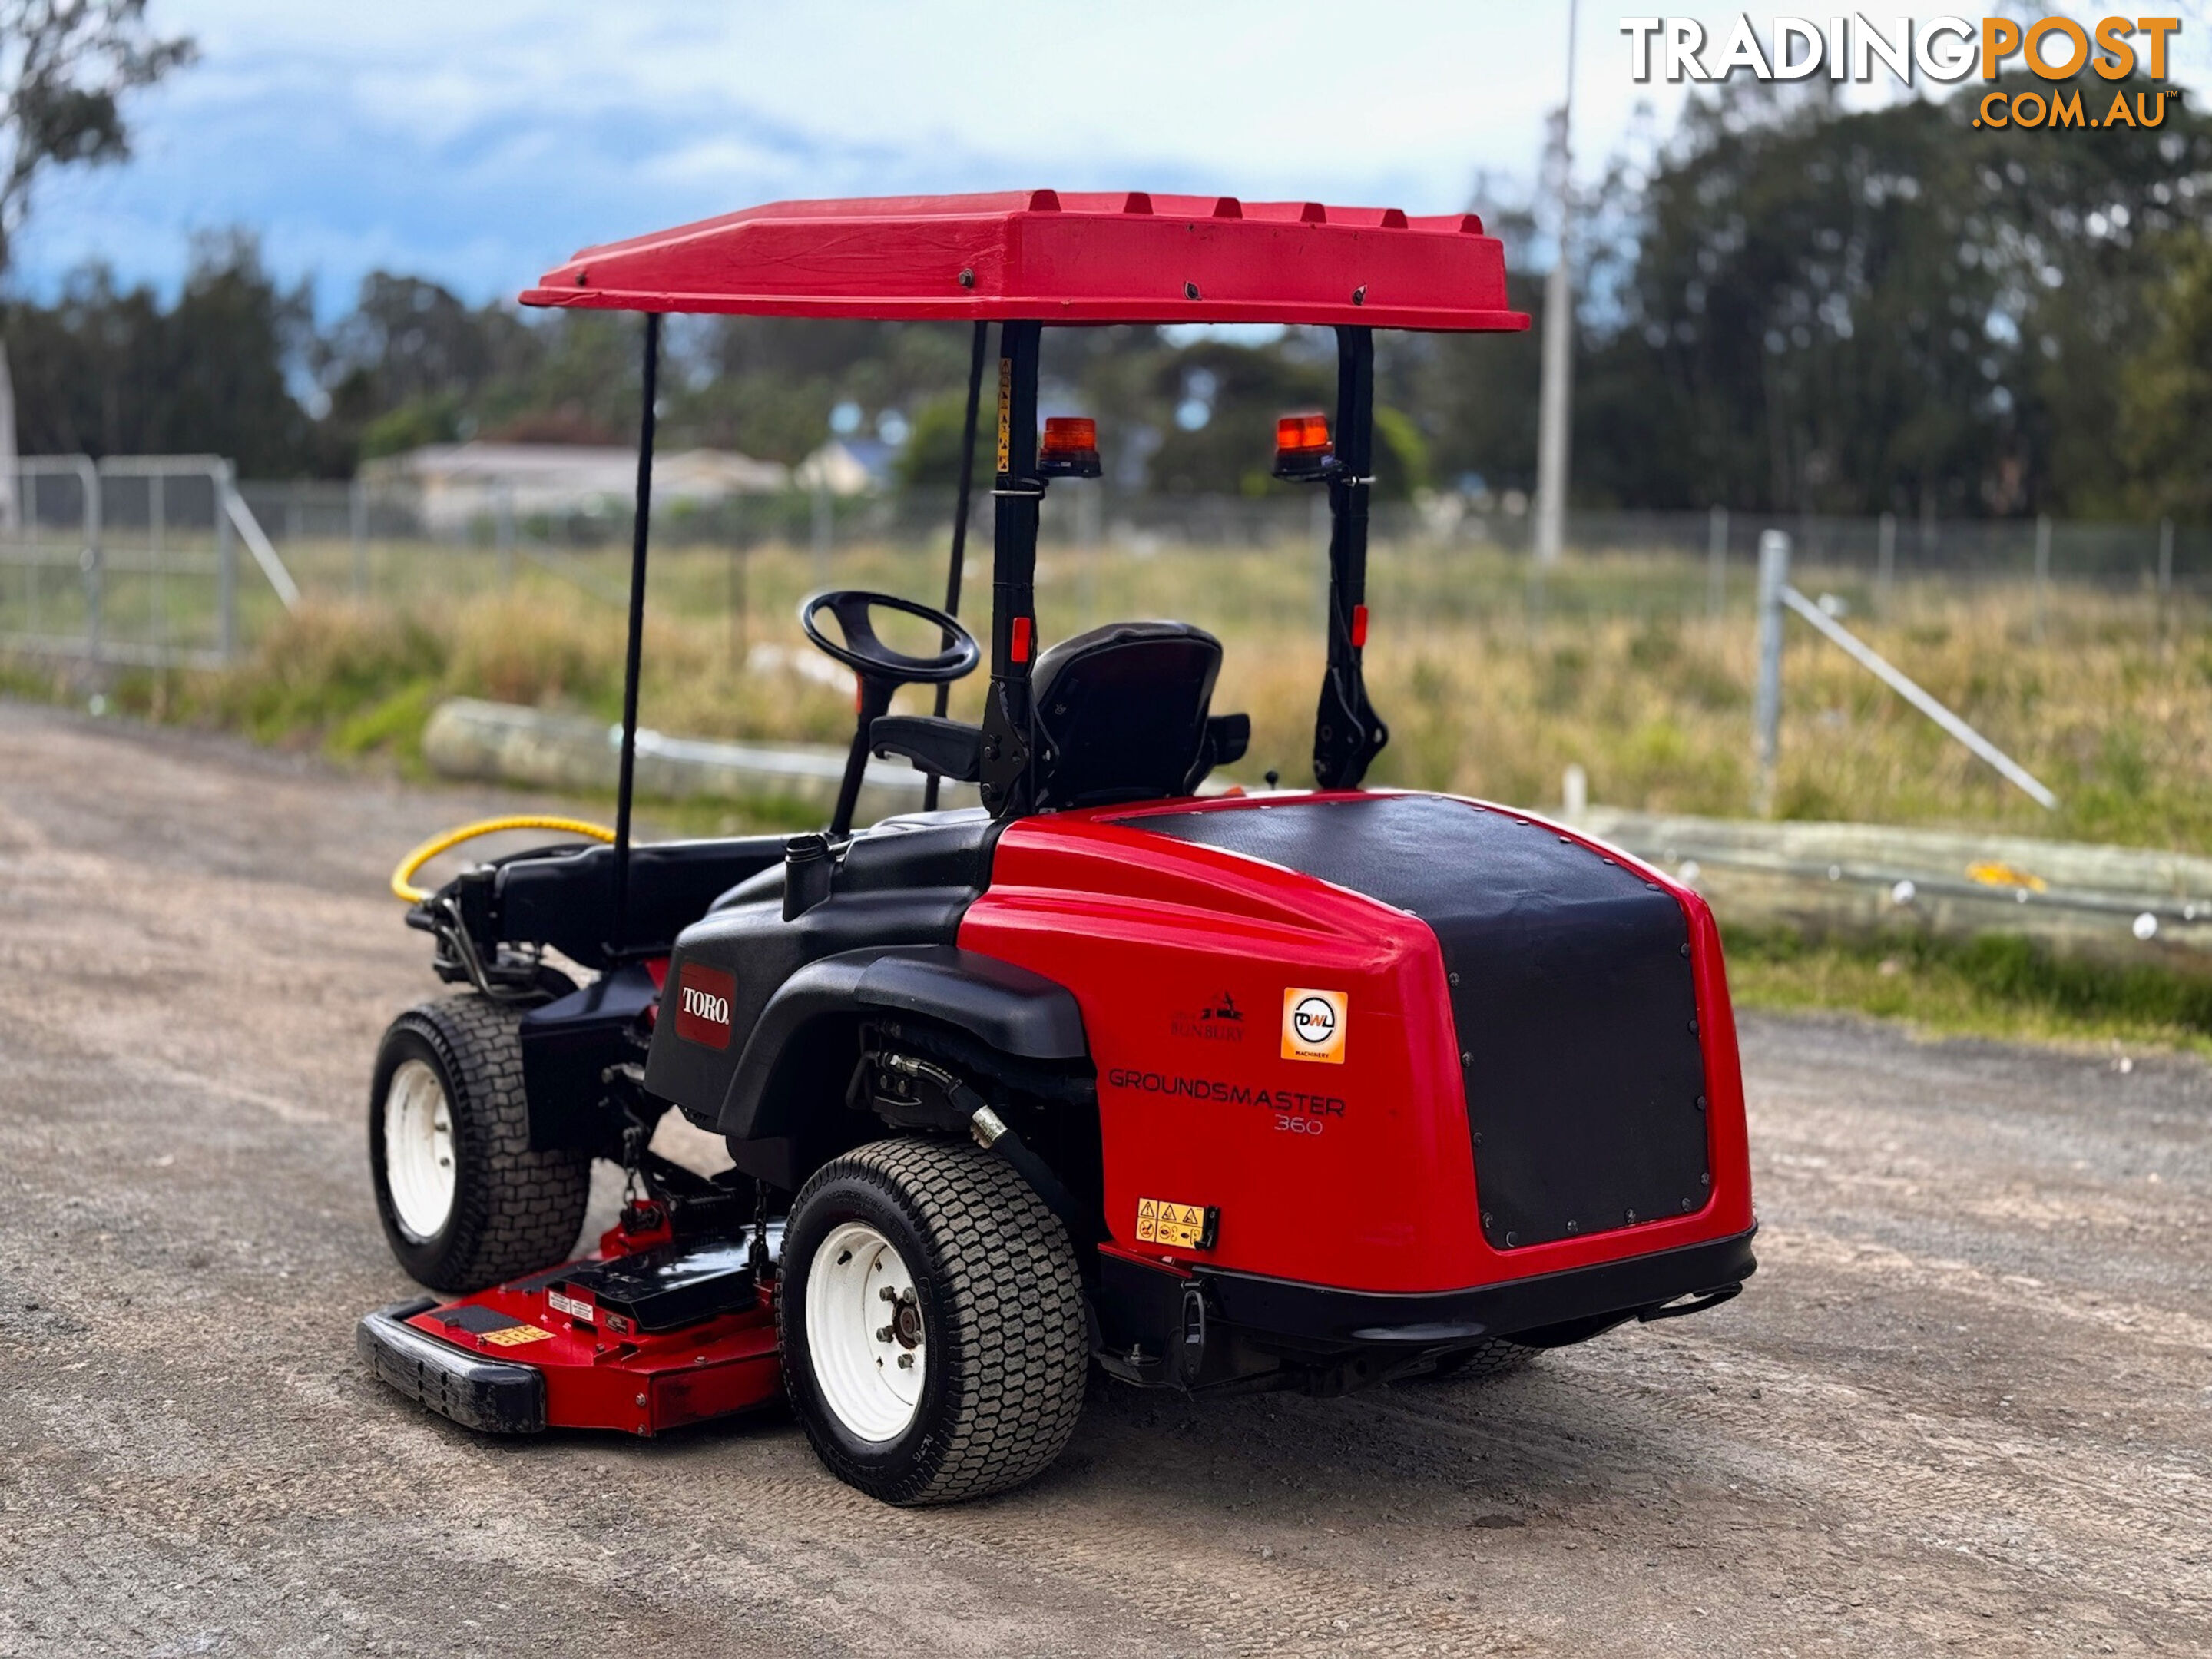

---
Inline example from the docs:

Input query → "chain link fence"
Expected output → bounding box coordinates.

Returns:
[5,459,2206,666]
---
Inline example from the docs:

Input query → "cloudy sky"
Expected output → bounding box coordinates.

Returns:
[15,2,2211,314]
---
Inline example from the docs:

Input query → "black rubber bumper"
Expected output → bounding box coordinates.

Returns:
[1194,1226,1757,1348]
[356,1297,546,1434]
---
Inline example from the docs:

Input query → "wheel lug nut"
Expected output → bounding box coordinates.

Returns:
[875,1325,892,1342]
[879,1286,897,1302]
[896,1353,915,1369]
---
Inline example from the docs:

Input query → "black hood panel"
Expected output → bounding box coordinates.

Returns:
[1121,795,1712,1250]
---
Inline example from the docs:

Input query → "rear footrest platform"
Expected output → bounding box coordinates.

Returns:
[358,1296,547,1433]
[358,1230,785,1438]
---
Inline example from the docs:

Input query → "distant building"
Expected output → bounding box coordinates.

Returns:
[363,442,790,533]
[793,438,895,495]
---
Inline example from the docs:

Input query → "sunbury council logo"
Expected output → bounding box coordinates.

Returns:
[1622,15,2184,129]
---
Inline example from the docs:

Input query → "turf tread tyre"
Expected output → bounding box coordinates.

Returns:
[780,1136,1087,1506]
[369,994,591,1293]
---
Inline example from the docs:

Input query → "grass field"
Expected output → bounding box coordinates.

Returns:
[6,531,2210,1050]
[13,534,2203,841]
[1724,927,2212,1057]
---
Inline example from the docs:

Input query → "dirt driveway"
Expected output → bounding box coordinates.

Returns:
[1,700,2207,1657]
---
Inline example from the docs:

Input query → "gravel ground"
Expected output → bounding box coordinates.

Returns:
[1,700,2207,1657]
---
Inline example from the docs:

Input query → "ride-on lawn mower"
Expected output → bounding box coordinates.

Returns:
[357,192,1757,1506]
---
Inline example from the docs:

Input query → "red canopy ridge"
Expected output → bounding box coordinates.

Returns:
[521,190,1526,333]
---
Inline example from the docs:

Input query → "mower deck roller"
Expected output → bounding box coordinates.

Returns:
[361,190,1755,1506]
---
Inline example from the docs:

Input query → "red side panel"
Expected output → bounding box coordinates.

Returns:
[959,795,1754,1297]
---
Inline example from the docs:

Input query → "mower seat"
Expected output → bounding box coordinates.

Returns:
[1031,620,1245,810]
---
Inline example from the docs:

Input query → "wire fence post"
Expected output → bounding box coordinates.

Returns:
[1706,504,1727,619]
[496,484,515,588]
[150,470,166,655]
[19,464,37,641]
[2033,513,2051,644]
[1876,510,1896,612]
[1753,528,1790,816]
[78,455,101,664]
[811,478,833,580]
[349,475,368,599]
[216,462,238,663]
[729,538,749,667]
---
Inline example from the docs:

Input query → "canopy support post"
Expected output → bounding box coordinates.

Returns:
[978,320,1042,820]
[924,319,991,812]
[1313,325,1388,789]
[610,311,661,955]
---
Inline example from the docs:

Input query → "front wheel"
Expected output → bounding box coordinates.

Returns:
[369,995,591,1293]
[778,1137,1088,1505]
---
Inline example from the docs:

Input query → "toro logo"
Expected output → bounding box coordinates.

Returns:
[674,962,737,1050]
[1282,988,1348,1065]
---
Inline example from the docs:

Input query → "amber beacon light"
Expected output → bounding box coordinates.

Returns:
[1038,416,1102,478]
[1272,411,1334,482]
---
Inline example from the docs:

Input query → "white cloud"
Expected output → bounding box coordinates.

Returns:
[12,1,2206,309]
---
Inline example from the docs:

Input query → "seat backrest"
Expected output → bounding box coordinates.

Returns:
[1030,620,1221,810]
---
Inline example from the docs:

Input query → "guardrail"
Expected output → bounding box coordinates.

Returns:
[1575,805,2212,975]
[419,697,977,826]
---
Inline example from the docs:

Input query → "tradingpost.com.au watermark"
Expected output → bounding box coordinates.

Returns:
[1623,15,2183,126]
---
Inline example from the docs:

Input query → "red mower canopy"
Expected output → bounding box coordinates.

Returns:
[522,190,1528,333]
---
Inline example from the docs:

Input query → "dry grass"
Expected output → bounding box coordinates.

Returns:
[8,536,2208,853]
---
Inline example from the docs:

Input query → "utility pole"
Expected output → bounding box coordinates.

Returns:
[1532,0,1579,567]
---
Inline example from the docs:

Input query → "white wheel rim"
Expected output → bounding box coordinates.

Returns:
[384,1058,457,1241]
[805,1221,925,1442]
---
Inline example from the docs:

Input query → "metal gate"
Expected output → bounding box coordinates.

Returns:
[0,455,296,668]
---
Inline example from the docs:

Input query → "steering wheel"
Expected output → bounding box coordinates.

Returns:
[799,590,980,686]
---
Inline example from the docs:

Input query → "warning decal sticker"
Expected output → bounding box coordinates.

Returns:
[1134,1197,1217,1251]
[995,356,1012,474]
[547,1290,594,1323]
[1281,988,1348,1064]
[480,1324,553,1347]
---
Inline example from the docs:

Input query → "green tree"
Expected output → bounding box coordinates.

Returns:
[2118,230,2212,523]
[894,386,985,490]
[1575,75,2212,516]
[1140,335,1332,495]
[0,1,193,488]
[7,233,323,474]
[320,272,545,459]
[0,2,194,272]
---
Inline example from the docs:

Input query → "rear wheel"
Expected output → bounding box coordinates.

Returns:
[779,1137,1087,1505]
[369,995,591,1293]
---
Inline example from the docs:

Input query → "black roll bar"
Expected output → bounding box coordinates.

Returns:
[923,319,992,812]
[609,311,661,955]
[1314,324,1389,789]
[977,319,1043,818]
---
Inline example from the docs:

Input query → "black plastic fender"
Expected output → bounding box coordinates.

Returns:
[717,945,1087,1143]
[518,962,661,1153]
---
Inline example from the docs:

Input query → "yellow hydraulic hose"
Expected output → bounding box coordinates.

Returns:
[389,815,617,904]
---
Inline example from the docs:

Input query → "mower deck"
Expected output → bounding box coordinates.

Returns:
[357,1221,784,1438]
